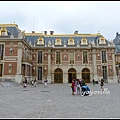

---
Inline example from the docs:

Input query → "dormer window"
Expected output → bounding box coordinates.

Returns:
[55,37,62,45]
[37,36,44,44]
[0,26,8,36]
[81,37,88,45]
[99,36,106,44]
[68,37,75,45]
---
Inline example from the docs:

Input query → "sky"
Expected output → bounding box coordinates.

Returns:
[0,1,120,40]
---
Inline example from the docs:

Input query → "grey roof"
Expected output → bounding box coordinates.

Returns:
[0,26,19,36]
[0,24,109,47]
[25,35,108,46]
[114,33,120,53]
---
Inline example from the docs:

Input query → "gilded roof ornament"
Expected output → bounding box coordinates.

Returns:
[0,26,8,36]
[99,35,106,44]
[55,37,62,45]
[37,35,44,44]
[81,37,88,45]
[0,26,7,32]
[68,37,75,45]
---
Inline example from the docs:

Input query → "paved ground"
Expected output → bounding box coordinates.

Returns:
[0,82,120,119]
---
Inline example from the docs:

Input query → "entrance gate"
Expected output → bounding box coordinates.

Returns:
[54,68,63,83]
[82,68,90,83]
[68,68,76,83]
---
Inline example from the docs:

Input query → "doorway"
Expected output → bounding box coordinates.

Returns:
[68,68,76,83]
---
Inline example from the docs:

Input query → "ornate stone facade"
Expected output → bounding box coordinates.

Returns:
[0,24,118,84]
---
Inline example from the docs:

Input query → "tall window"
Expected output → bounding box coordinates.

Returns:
[0,64,2,77]
[0,45,4,60]
[102,51,106,63]
[69,51,74,64]
[38,51,42,63]
[24,48,27,58]
[102,66,107,79]
[56,51,61,64]
[38,67,42,80]
[83,51,88,63]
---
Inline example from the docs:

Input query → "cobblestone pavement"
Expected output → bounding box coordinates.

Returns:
[0,82,120,118]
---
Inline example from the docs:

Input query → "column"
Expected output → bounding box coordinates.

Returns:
[15,42,23,84]
[112,53,118,83]
[25,64,28,77]
[47,49,51,83]
[92,49,98,81]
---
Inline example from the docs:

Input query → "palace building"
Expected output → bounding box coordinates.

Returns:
[0,23,118,84]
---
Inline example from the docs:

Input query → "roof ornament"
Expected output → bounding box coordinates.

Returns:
[18,30,25,38]
[10,29,14,38]
[97,31,100,35]
[48,40,51,46]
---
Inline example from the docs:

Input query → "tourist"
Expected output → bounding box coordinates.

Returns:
[92,79,95,85]
[34,78,37,87]
[76,79,81,95]
[99,78,104,91]
[71,79,75,95]
[44,77,48,88]
[23,77,27,88]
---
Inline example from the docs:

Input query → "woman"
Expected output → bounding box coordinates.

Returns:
[71,79,75,95]
[99,79,104,91]
[44,78,48,88]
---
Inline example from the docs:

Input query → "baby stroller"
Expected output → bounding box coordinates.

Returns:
[81,85,90,96]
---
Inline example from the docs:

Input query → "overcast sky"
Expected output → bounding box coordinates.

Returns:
[0,1,120,40]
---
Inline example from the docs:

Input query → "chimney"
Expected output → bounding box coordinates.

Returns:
[74,31,78,34]
[32,31,35,33]
[44,31,47,35]
[50,31,54,35]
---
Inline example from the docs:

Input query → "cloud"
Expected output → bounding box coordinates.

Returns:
[0,1,120,39]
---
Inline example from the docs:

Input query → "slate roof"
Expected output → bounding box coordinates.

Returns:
[113,32,120,53]
[0,24,20,36]
[25,34,108,46]
[0,24,109,47]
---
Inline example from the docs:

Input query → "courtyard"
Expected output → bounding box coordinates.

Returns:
[0,82,120,118]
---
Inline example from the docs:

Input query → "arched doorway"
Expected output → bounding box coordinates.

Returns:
[68,68,77,83]
[82,68,90,83]
[54,68,63,83]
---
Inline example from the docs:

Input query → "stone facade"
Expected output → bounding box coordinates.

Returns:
[0,24,119,84]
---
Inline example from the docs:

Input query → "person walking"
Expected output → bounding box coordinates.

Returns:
[34,78,37,87]
[44,77,48,88]
[99,78,104,91]
[23,77,27,88]
[92,79,95,85]
[71,79,75,95]
[31,79,34,87]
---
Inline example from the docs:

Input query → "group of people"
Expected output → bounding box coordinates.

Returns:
[22,77,37,88]
[70,78,105,96]
[71,79,89,95]
[22,77,48,88]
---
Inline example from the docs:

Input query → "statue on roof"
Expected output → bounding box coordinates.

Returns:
[18,30,25,38]
[48,40,51,46]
